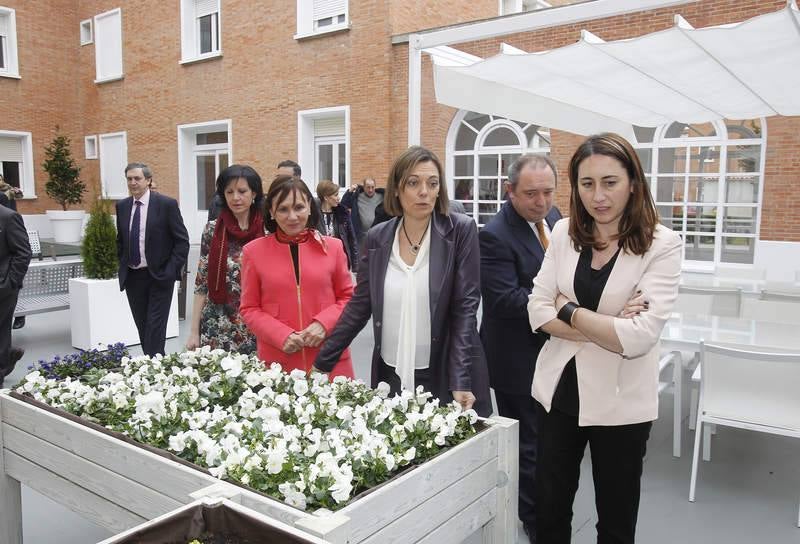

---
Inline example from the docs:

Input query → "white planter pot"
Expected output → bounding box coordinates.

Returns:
[46,209,86,243]
[69,277,179,350]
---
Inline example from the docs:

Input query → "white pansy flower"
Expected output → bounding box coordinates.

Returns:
[220,356,243,378]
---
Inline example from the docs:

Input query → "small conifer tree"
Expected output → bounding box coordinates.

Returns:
[81,198,118,279]
[43,130,85,211]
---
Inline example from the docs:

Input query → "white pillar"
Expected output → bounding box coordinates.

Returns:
[407,34,422,147]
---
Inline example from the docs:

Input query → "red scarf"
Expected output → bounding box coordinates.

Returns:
[274,227,328,253]
[207,208,264,304]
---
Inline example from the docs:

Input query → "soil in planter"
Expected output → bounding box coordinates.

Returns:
[186,534,254,544]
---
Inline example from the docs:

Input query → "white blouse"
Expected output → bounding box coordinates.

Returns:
[381,218,432,391]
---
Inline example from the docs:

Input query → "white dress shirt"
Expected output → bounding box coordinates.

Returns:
[381,218,432,391]
[129,188,150,269]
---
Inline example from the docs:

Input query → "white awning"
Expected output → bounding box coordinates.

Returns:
[432,3,800,141]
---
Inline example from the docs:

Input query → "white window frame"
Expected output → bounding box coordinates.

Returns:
[0,7,20,79]
[634,119,767,270]
[84,135,98,159]
[98,131,128,199]
[314,135,347,189]
[446,110,551,227]
[0,130,34,198]
[297,106,350,192]
[295,1,350,40]
[180,0,222,64]
[93,8,124,83]
[80,18,93,45]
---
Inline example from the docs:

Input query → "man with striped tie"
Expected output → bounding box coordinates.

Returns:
[116,163,189,357]
[479,153,561,543]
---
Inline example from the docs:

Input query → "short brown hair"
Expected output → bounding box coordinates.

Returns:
[383,146,449,217]
[263,175,320,233]
[316,179,338,200]
[567,132,658,256]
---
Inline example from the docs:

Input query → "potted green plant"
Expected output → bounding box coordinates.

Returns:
[69,198,140,349]
[43,129,86,243]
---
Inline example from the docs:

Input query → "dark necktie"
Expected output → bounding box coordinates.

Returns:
[535,220,549,251]
[129,200,142,266]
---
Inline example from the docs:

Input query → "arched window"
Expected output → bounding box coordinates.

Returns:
[447,111,551,227]
[634,119,765,268]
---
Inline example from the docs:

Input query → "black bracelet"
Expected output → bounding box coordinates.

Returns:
[557,302,579,327]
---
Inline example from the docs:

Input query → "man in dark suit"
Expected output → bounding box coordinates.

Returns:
[116,163,189,357]
[0,203,31,387]
[479,153,561,542]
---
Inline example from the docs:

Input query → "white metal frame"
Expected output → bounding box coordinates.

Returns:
[297,105,350,192]
[314,135,347,189]
[406,0,697,145]
[689,342,800,527]
[0,6,19,78]
[0,130,35,198]
[180,0,222,64]
[635,119,767,270]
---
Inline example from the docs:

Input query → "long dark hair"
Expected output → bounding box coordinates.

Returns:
[568,133,658,256]
[263,175,320,233]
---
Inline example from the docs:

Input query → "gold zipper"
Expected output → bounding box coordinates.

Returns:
[293,245,308,374]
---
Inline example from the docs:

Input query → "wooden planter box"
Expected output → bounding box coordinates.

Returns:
[0,391,518,544]
[98,498,329,544]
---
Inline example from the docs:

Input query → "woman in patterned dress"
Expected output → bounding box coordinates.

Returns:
[186,165,265,354]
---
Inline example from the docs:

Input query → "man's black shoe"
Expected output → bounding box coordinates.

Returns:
[12,316,25,329]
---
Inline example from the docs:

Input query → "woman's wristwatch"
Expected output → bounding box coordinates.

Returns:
[557,302,580,327]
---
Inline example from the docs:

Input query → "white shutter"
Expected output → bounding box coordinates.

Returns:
[0,14,8,36]
[0,136,23,162]
[195,0,219,18]
[314,117,345,138]
[313,0,346,20]
[99,133,128,198]
[94,9,123,80]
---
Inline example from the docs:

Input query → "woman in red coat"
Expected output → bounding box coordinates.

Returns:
[240,175,355,378]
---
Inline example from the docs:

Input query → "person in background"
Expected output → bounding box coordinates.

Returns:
[528,133,681,544]
[187,165,265,354]
[116,163,190,357]
[341,177,384,246]
[314,146,491,416]
[0,174,22,212]
[240,175,354,378]
[0,200,30,387]
[479,153,562,542]
[208,160,302,222]
[315,180,358,270]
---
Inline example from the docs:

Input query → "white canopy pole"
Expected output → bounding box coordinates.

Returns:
[408,34,422,146]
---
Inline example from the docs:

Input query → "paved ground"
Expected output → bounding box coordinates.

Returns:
[5,246,799,543]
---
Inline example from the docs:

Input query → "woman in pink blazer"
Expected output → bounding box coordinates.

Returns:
[240,176,354,378]
[528,133,681,544]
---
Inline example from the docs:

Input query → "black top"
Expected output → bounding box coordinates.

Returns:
[551,245,621,416]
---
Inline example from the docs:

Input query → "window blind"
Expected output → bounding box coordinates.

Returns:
[0,136,23,162]
[313,0,346,20]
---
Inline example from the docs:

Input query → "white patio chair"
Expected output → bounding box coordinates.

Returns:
[657,351,683,457]
[715,265,766,281]
[689,342,800,527]
[740,290,800,324]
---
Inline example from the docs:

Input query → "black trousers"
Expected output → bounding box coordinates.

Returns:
[124,268,174,357]
[375,359,433,396]
[495,390,538,530]
[0,288,18,373]
[535,402,652,544]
